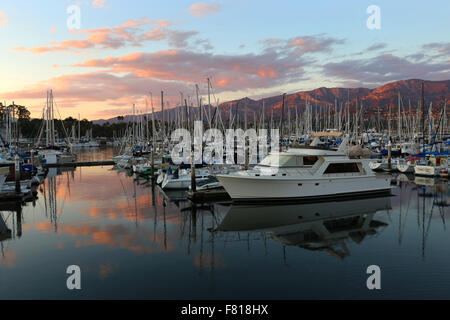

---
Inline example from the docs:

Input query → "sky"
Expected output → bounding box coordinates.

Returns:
[0,0,449,120]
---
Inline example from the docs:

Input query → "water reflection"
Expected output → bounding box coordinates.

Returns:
[216,197,391,259]
[0,148,449,299]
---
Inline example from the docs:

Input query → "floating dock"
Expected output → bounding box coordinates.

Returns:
[44,160,115,168]
[187,188,231,203]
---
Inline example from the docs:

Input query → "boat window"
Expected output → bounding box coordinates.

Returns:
[324,163,360,174]
[303,156,318,165]
[259,154,318,167]
[259,155,295,167]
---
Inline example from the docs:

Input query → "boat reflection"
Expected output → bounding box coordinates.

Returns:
[215,196,392,259]
[0,212,12,242]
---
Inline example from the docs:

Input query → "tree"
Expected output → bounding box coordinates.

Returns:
[0,103,31,119]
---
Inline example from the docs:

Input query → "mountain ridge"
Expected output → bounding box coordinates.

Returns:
[93,79,450,124]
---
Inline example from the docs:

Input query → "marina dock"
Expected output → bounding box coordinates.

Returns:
[187,188,231,203]
[43,160,115,168]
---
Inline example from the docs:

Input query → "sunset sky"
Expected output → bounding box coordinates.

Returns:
[0,0,449,120]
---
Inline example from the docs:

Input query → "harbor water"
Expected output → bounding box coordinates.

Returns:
[0,148,449,299]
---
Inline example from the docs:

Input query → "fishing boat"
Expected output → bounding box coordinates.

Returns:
[217,137,392,202]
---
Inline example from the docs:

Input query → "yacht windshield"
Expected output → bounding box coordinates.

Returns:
[259,154,317,167]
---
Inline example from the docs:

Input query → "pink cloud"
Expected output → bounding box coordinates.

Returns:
[74,48,308,91]
[0,71,197,117]
[50,27,57,34]
[0,11,8,27]
[92,0,107,8]
[11,18,176,53]
[189,1,221,18]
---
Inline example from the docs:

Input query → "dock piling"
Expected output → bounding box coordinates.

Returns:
[14,155,20,193]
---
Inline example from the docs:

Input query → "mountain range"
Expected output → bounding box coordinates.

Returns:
[93,79,450,125]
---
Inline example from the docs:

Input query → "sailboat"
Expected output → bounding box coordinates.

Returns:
[414,154,448,176]
[35,90,76,165]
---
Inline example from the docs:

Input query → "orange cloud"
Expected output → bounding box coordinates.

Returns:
[189,1,221,18]
[11,18,176,54]
[92,0,107,8]
[0,11,8,27]
[74,49,301,90]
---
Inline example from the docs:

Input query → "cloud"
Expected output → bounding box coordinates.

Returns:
[72,34,343,92]
[0,71,198,117]
[366,43,387,51]
[50,27,57,34]
[323,53,450,87]
[75,49,312,91]
[422,42,450,58]
[0,11,8,27]
[11,18,175,53]
[92,0,107,8]
[189,1,221,18]
[260,34,345,56]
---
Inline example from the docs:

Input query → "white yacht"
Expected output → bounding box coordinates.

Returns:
[396,159,415,173]
[39,149,76,165]
[368,158,397,172]
[161,168,210,190]
[414,155,448,176]
[217,137,392,202]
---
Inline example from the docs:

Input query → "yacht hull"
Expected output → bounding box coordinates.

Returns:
[397,163,414,173]
[217,175,391,203]
[414,165,444,176]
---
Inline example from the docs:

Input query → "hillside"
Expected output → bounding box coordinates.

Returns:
[93,79,450,124]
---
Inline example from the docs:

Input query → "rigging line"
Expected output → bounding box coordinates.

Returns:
[52,99,72,147]
[424,195,436,245]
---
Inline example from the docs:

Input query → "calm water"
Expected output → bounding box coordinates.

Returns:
[0,148,449,299]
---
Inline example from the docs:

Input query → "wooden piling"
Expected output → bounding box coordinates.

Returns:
[190,150,196,193]
[388,141,392,170]
[14,155,20,193]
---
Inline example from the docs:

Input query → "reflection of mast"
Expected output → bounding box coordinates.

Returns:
[398,181,412,245]
[187,204,198,255]
[16,205,22,238]
[199,209,204,275]
[133,179,138,227]
[0,212,12,243]
[209,205,216,292]
[44,176,58,233]
[422,185,426,260]
[163,199,167,251]
[152,183,158,243]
